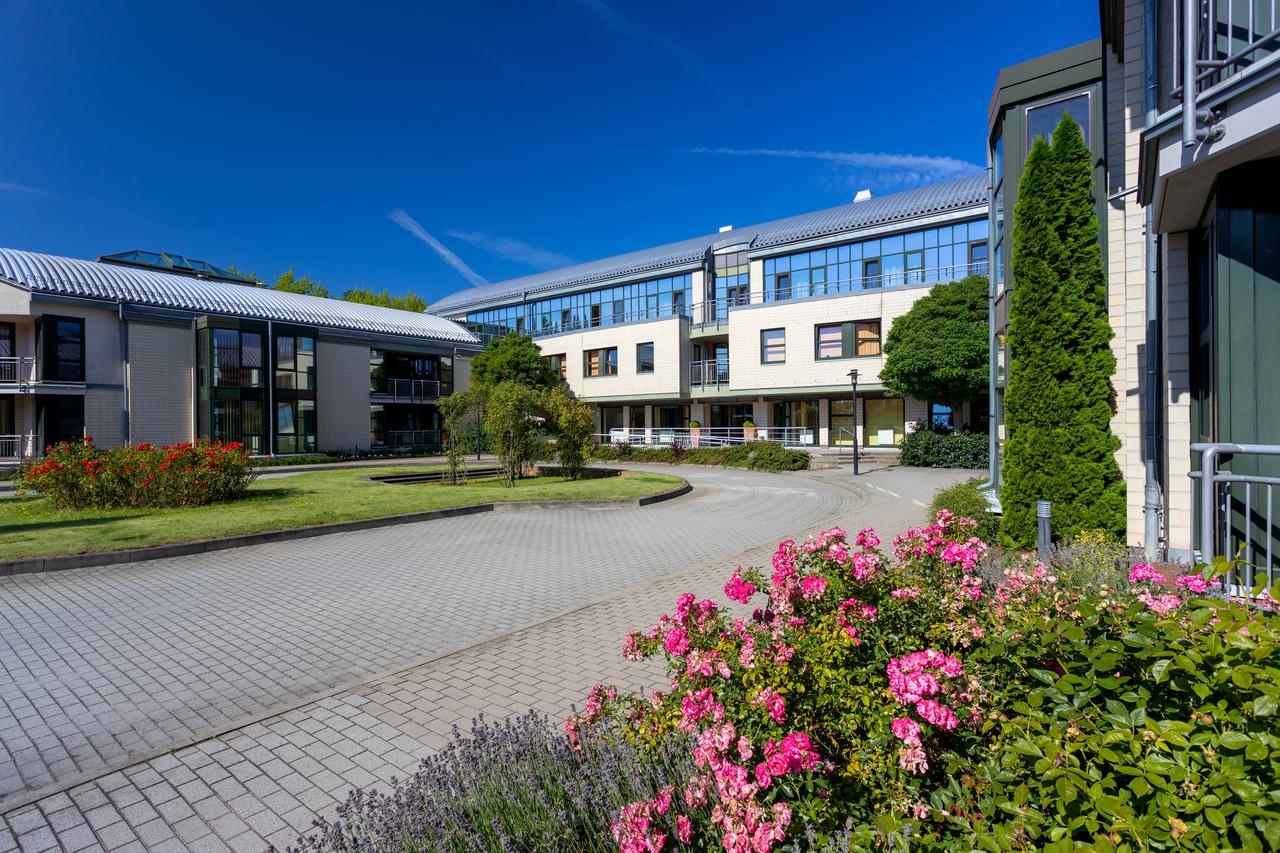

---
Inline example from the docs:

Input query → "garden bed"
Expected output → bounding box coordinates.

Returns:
[0,467,684,562]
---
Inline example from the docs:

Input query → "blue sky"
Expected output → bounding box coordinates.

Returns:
[0,1,1099,304]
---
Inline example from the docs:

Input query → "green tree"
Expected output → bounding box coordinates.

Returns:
[341,286,428,313]
[541,386,594,480]
[438,391,479,485]
[484,381,541,486]
[880,274,990,426]
[471,332,558,390]
[1000,115,1125,547]
[272,269,329,298]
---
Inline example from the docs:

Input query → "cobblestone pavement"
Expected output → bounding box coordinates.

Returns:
[0,464,970,851]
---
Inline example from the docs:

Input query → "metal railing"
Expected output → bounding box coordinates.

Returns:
[1190,442,1280,598]
[0,357,38,385]
[0,434,36,460]
[691,294,751,327]
[1176,0,1280,144]
[689,360,730,389]
[597,426,818,449]
[768,261,988,303]
[525,303,690,338]
[372,378,446,401]
[382,429,444,449]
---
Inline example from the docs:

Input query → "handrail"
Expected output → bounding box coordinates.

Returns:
[766,261,988,303]
[0,433,37,460]
[1190,441,1280,599]
[689,359,730,389]
[0,356,38,384]
[1177,0,1279,144]
[373,378,446,401]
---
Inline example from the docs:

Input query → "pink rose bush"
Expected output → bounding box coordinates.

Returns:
[567,513,1271,850]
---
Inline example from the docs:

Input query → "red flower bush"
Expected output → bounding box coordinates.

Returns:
[18,437,255,510]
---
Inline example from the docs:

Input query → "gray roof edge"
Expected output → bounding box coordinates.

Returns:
[431,174,988,315]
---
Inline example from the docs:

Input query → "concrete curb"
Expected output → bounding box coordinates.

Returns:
[0,477,692,577]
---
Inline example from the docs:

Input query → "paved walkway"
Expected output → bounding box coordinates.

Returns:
[0,464,970,851]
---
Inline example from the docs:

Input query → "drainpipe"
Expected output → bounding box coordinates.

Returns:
[1143,0,1164,559]
[982,155,998,492]
[118,300,131,444]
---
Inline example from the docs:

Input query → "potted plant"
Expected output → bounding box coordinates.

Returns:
[742,420,757,441]
[689,420,701,448]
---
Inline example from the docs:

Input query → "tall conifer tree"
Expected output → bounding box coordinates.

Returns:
[1001,115,1124,546]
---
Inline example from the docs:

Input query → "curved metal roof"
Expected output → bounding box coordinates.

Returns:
[0,248,478,344]
[432,174,987,314]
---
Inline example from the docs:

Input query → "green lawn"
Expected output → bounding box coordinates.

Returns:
[0,467,684,560]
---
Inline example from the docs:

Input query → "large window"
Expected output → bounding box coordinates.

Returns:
[547,353,567,380]
[275,333,316,390]
[275,400,317,454]
[656,405,690,429]
[467,273,693,336]
[865,398,905,447]
[929,403,955,431]
[0,322,13,358]
[197,324,268,454]
[584,347,619,377]
[636,342,655,373]
[815,320,881,360]
[274,331,317,453]
[763,218,988,303]
[760,328,786,364]
[37,396,84,447]
[1026,91,1090,148]
[38,315,85,382]
[712,251,750,319]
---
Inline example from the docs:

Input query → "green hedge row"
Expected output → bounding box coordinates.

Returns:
[899,425,989,468]
[590,440,809,472]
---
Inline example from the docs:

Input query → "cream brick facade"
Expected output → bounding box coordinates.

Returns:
[535,317,690,402]
[127,321,194,445]
[317,339,373,451]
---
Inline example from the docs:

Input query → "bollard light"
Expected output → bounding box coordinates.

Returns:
[1036,500,1052,559]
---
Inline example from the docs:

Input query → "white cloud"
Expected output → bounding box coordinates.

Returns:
[0,182,46,195]
[389,209,488,288]
[446,230,574,270]
[690,147,983,189]
[572,0,710,81]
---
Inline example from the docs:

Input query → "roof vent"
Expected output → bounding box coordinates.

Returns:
[853,189,873,203]
[718,225,733,232]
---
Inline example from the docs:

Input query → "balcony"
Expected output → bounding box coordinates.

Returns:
[0,433,36,461]
[689,360,730,389]
[0,357,38,387]
[371,378,448,403]
[523,303,689,339]
[690,294,751,330]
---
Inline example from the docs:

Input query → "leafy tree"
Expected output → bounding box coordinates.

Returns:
[880,274,989,426]
[471,333,558,390]
[272,268,329,298]
[542,386,594,480]
[438,391,479,485]
[341,286,428,313]
[484,381,542,486]
[1000,114,1125,547]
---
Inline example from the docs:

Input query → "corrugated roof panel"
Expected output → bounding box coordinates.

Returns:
[431,175,988,314]
[0,248,479,344]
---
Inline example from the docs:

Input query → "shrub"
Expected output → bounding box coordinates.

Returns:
[1049,526,1131,593]
[18,437,255,510]
[543,387,596,480]
[484,381,541,486]
[252,453,342,467]
[930,478,999,543]
[288,712,692,852]
[899,424,988,469]
[589,441,809,472]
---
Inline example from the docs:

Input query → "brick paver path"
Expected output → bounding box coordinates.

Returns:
[0,464,969,851]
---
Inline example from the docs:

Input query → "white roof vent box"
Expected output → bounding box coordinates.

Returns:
[718,225,733,232]
[853,189,873,203]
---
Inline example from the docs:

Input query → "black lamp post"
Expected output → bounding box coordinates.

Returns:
[847,368,860,476]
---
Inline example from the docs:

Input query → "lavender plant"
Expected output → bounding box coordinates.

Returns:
[284,712,692,852]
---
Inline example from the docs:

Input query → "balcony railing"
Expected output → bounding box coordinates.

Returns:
[372,378,447,402]
[1190,442,1280,601]
[0,434,36,460]
[597,426,818,449]
[0,357,38,385]
[689,360,730,389]
[767,261,989,303]
[523,303,690,339]
[378,429,444,449]
[1174,0,1280,143]
[691,294,751,327]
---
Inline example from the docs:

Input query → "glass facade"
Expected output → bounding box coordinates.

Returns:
[466,273,693,336]
[865,398,905,447]
[711,251,750,320]
[763,218,988,304]
[1026,92,1090,148]
[198,326,267,454]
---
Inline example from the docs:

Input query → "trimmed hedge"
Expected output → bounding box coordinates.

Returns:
[590,440,809,472]
[899,424,988,469]
[930,477,999,542]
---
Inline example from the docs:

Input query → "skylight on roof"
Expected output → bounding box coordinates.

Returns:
[98,250,257,284]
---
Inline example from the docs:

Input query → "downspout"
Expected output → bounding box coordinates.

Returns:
[1143,0,1164,558]
[118,300,130,445]
[982,147,998,492]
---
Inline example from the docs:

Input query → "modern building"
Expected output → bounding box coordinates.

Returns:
[990,1,1280,564]
[0,248,480,462]
[433,177,990,449]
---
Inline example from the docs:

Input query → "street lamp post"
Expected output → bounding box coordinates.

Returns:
[847,369,859,477]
